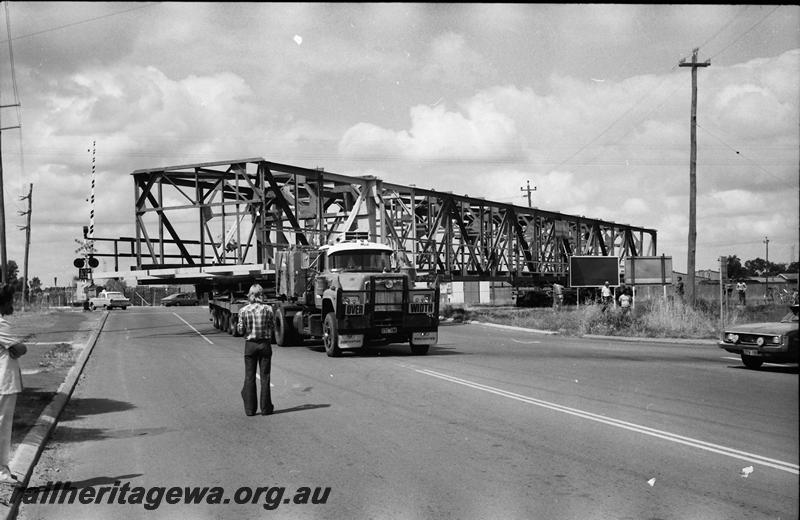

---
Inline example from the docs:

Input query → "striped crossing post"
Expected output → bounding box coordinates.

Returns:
[89,140,95,239]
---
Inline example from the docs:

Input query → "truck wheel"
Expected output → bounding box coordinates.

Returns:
[229,315,239,336]
[222,312,230,333]
[89,303,96,311]
[410,344,430,355]
[274,307,295,346]
[323,312,341,357]
[742,354,763,369]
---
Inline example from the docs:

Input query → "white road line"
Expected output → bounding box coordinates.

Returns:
[25,341,73,345]
[511,339,541,344]
[416,368,799,475]
[172,313,214,344]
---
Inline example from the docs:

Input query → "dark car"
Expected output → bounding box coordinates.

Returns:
[161,292,199,307]
[718,305,799,369]
[515,287,578,308]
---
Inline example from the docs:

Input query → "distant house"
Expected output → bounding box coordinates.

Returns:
[696,269,720,283]
[778,272,798,284]
[745,276,789,287]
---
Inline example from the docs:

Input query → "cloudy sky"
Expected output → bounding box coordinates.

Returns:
[0,3,797,288]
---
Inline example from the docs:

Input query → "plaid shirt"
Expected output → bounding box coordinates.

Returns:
[236,301,275,341]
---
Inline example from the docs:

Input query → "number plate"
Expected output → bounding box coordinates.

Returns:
[381,327,397,335]
[743,348,760,356]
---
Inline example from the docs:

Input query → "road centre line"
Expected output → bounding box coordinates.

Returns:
[416,368,799,475]
[172,312,214,344]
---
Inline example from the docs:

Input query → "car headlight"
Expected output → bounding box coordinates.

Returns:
[770,335,783,345]
[756,337,765,347]
[343,295,361,305]
[725,333,739,343]
[412,294,431,303]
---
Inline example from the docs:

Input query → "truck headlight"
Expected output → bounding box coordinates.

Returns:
[343,295,362,305]
[412,294,431,303]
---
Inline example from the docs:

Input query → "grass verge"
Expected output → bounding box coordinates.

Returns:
[442,299,792,339]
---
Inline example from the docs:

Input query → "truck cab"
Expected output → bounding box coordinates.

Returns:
[274,240,439,357]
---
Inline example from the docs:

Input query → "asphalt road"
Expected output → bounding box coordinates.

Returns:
[17,307,799,520]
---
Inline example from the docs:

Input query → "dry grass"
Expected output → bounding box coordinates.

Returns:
[442,298,758,339]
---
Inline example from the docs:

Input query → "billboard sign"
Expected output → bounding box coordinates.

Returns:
[569,256,620,287]
[624,256,673,285]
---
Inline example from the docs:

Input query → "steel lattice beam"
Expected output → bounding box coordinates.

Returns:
[104,157,657,284]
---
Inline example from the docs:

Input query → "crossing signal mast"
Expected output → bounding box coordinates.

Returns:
[74,141,98,281]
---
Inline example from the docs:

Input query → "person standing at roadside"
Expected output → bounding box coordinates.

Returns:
[601,281,613,309]
[736,280,747,305]
[0,284,27,485]
[236,284,275,416]
[552,282,564,311]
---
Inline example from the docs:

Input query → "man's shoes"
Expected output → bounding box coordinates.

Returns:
[245,411,256,416]
[261,408,274,415]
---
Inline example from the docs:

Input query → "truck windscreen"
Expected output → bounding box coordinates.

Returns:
[329,251,392,272]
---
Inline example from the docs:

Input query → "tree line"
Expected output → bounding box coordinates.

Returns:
[4,260,42,295]
[725,256,798,280]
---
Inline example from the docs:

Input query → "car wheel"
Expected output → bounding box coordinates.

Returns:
[741,355,763,369]
[323,312,341,357]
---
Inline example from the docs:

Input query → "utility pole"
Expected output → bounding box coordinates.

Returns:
[763,236,769,302]
[679,48,710,306]
[520,180,537,208]
[0,102,21,285]
[18,183,31,310]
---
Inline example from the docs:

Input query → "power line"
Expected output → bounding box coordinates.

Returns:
[706,5,782,62]
[696,123,788,183]
[3,1,25,202]
[0,2,159,43]
[695,5,751,53]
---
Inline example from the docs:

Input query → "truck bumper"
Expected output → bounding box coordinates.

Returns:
[410,331,438,345]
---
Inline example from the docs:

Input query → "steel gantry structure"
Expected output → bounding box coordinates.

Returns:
[93,158,656,285]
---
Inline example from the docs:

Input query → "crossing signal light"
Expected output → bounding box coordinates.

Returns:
[88,256,99,268]
[74,258,85,268]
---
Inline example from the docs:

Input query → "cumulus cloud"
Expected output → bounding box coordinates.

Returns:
[339,102,523,161]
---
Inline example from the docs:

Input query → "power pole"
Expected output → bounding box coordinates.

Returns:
[763,236,769,301]
[0,102,21,285]
[520,180,537,208]
[18,183,31,309]
[679,48,710,306]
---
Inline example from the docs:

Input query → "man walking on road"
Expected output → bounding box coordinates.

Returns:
[0,285,27,485]
[236,284,276,416]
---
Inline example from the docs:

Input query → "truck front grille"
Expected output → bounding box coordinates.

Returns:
[374,290,403,312]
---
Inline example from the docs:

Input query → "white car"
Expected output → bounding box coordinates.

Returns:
[89,291,130,310]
